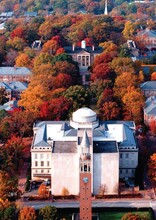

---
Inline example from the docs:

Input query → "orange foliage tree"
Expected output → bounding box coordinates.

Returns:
[151,72,156,80]
[148,153,156,186]
[38,184,49,199]
[18,206,37,220]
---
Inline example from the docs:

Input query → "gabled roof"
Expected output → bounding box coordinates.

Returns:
[140,81,156,90]
[0,67,31,75]
[9,81,28,91]
[137,29,156,38]
[144,96,156,116]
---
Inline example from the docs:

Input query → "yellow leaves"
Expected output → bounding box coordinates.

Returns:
[15,53,32,68]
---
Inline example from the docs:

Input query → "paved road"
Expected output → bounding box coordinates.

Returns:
[20,198,156,211]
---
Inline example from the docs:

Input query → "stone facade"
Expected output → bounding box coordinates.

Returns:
[31,107,138,195]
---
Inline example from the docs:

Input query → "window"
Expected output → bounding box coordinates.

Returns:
[120,153,122,159]
[47,154,50,159]
[126,153,129,159]
[47,161,50,167]
[41,170,44,173]
[35,154,37,159]
[35,161,38,167]
[84,165,87,172]
[126,169,128,174]
[35,170,38,173]
[40,154,44,159]
[120,169,122,174]
[41,161,44,166]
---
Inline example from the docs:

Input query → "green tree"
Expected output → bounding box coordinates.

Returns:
[39,206,57,220]
[63,85,91,112]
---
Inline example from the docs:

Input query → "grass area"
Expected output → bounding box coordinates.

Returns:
[57,208,154,220]
[99,211,152,220]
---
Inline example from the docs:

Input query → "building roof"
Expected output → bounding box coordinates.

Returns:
[0,67,31,75]
[137,29,156,38]
[0,100,18,111]
[80,130,90,148]
[93,141,118,153]
[144,96,156,116]
[32,118,136,151]
[64,46,103,54]
[73,107,97,123]
[140,81,156,90]
[9,81,28,91]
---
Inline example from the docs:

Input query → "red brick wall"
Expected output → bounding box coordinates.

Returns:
[79,173,92,220]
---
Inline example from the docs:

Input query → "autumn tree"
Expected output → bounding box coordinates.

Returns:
[113,72,138,99]
[151,72,156,80]
[122,212,148,220]
[0,199,17,220]
[40,97,72,120]
[15,53,32,68]
[99,41,118,58]
[149,120,156,136]
[91,63,112,81]
[6,37,26,51]
[18,206,37,220]
[122,21,136,40]
[39,206,57,220]
[111,57,135,75]
[122,87,144,124]
[0,171,18,200]
[38,184,49,199]
[2,135,25,171]
[148,153,156,187]
[99,101,121,120]
[10,27,25,39]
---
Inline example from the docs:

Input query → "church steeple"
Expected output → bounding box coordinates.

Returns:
[104,0,108,15]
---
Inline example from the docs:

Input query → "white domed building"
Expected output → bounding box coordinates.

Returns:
[31,107,137,195]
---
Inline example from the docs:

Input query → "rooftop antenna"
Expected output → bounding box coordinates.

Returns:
[104,0,108,15]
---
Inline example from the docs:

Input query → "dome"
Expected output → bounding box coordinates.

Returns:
[72,107,97,123]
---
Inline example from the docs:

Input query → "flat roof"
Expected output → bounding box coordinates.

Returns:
[93,141,118,153]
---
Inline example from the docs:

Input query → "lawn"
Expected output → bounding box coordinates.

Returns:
[57,208,154,220]
[99,211,152,220]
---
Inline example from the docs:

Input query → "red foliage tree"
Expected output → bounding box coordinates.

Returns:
[91,63,112,81]
[10,27,25,39]
[53,73,72,89]
[40,97,72,120]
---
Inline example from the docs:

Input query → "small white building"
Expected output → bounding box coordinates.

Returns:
[31,107,138,195]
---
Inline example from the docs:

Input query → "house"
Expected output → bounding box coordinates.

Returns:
[31,107,138,195]
[64,40,103,74]
[0,81,28,100]
[140,81,156,97]
[0,100,18,111]
[0,67,31,83]
[144,96,156,125]
[136,29,156,50]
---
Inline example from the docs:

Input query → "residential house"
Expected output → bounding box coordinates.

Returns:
[144,96,156,125]
[0,67,31,83]
[31,107,138,195]
[0,81,28,100]
[136,29,156,50]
